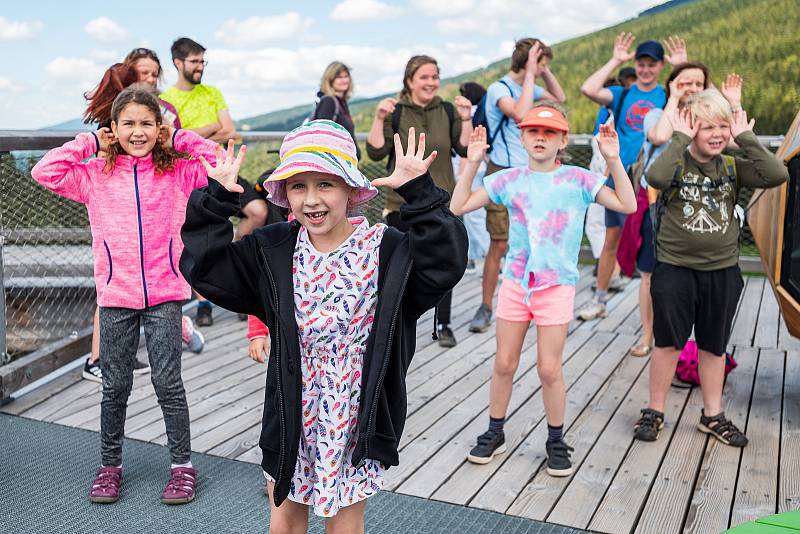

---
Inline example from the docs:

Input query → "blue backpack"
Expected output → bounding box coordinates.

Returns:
[472,79,512,154]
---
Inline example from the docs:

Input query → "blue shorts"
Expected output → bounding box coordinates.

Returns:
[603,176,627,228]
[637,211,656,273]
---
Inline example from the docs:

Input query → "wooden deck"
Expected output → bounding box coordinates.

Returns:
[4,266,799,533]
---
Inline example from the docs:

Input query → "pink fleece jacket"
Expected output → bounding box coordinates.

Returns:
[31,130,217,309]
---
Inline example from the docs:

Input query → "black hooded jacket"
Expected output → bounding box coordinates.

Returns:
[179,173,468,506]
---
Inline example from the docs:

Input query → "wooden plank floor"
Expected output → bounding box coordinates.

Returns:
[4,267,799,533]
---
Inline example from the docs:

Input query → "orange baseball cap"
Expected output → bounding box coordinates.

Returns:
[517,106,569,133]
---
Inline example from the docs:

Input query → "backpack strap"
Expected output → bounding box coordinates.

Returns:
[390,105,402,135]
[331,96,341,123]
[492,79,513,165]
[612,87,631,132]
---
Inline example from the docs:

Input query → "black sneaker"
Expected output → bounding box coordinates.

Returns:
[82,358,102,383]
[545,439,574,476]
[195,306,213,327]
[698,410,748,447]
[438,326,457,348]
[469,304,492,333]
[466,430,507,464]
[633,408,665,441]
[133,359,150,375]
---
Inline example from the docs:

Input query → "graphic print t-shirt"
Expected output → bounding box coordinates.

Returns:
[483,165,605,299]
[608,84,666,168]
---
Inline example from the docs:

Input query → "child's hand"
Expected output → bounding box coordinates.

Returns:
[663,35,688,65]
[454,95,473,121]
[199,139,246,193]
[612,32,635,63]
[375,98,398,121]
[96,127,117,152]
[596,123,621,162]
[731,108,755,138]
[670,107,699,138]
[248,337,269,363]
[371,127,437,190]
[721,73,743,108]
[159,124,175,149]
[525,41,543,76]
[467,125,489,163]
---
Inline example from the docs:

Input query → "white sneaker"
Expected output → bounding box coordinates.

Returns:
[608,275,631,292]
[577,299,608,321]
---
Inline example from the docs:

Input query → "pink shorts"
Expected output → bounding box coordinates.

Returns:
[496,278,576,326]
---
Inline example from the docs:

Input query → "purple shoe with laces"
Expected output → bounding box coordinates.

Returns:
[161,466,197,504]
[88,466,122,503]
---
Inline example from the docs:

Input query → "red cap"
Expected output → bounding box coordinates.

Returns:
[518,106,569,133]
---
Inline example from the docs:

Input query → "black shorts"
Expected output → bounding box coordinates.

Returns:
[650,263,743,356]
[237,177,265,215]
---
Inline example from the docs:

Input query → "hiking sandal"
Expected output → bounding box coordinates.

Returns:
[633,408,664,441]
[698,410,748,447]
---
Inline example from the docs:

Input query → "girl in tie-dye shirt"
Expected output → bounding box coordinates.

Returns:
[450,103,636,476]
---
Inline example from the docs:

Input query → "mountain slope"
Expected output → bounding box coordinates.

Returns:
[240,0,798,135]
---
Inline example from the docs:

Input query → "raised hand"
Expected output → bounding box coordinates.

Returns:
[454,95,473,121]
[721,73,743,108]
[371,127,437,189]
[730,108,755,138]
[668,77,689,104]
[96,127,117,152]
[375,97,398,121]
[596,123,621,161]
[613,32,635,63]
[199,139,246,193]
[467,125,489,163]
[663,35,688,65]
[525,41,543,75]
[158,124,175,149]
[669,107,698,138]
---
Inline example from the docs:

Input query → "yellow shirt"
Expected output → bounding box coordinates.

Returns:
[160,84,228,129]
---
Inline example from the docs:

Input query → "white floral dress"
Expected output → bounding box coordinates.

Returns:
[269,217,387,517]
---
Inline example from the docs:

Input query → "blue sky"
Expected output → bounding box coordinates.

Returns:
[1,0,659,129]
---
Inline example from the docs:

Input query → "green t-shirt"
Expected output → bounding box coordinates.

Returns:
[160,84,228,130]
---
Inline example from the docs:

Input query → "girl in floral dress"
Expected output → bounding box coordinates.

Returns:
[180,120,468,532]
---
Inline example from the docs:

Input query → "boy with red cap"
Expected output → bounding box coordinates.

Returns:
[451,104,637,475]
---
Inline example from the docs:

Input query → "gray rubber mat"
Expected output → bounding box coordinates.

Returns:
[0,413,590,533]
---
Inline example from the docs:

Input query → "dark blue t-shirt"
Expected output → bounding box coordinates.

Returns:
[609,84,666,168]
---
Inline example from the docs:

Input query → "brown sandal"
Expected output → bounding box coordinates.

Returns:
[630,342,652,357]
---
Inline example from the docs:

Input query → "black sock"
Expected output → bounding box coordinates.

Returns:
[547,424,564,443]
[197,301,211,311]
[488,416,505,434]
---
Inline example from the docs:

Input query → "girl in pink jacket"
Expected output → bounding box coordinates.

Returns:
[32,86,217,505]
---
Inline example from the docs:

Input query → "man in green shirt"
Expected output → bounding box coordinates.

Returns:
[163,37,267,326]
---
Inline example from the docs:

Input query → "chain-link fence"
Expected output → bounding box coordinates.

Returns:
[0,132,782,363]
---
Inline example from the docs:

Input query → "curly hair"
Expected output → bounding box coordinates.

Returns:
[104,86,189,175]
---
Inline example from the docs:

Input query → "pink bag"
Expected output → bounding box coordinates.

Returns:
[675,340,737,386]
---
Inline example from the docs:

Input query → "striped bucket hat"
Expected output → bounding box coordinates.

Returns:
[264,119,378,208]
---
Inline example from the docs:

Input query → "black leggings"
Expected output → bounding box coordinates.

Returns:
[385,211,452,325]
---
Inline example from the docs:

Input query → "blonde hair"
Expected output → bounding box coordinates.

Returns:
[320,62,352,100]
[687,89,732,125]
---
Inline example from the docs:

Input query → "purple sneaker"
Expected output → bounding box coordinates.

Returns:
[161,466,197,504]
[88,466,122,503]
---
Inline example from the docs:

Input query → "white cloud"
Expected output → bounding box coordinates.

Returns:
[84,17,131,43]
[330,0,403,22]
[410,0,474,17]
[0,17,43,41]
[0,77,11,90]
[215,13,315,46]
[45,57,107,89]
[200,42,491,121]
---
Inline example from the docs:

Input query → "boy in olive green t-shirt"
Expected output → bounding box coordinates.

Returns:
[635,89,788,447]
